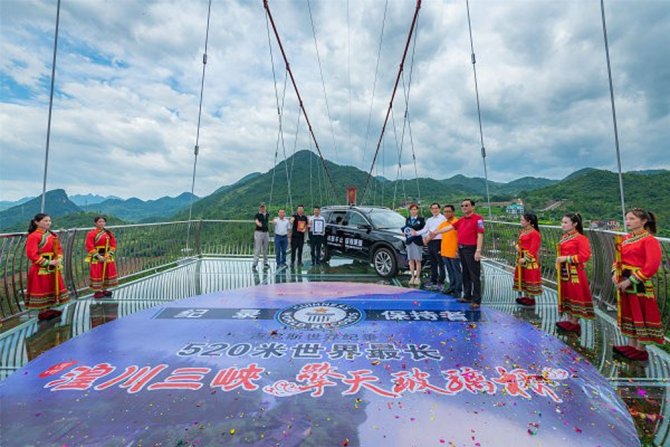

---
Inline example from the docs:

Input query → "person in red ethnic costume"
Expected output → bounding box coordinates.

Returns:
[612,209,664,361]
[514,213,543,306]
[25,213,70,321]
[85,215,118,299]
[555,213,594,334]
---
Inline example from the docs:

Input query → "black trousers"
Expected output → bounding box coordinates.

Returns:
[291,233,305,265]
[310,234,324,264]
[427,240,445,283]
[459,245,481,303]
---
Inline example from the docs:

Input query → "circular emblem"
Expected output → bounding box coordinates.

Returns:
[403,227,413,237]
[276,302,364,329]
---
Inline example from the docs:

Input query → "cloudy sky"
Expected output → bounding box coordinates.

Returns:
[1,0,668,201]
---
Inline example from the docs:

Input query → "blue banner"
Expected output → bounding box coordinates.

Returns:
[0,282,639,446]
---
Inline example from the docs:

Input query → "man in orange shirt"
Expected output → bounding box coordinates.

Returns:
[437,205,462,296]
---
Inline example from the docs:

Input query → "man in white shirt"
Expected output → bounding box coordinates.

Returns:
[272,209,290,267]
[308,206,327,265]
[413,202,446,289]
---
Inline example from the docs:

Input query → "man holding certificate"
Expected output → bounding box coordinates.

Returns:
[309,206,326,265]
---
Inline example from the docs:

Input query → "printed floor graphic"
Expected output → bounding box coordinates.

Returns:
[0,282,640,446]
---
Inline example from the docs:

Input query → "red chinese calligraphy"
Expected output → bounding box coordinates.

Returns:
[93,364,168,394]
[296,362,345,397]
[491,367,562,402]
[45,363,115,391]
[147,367,211,391]
[341,369,398,398]
[210,363,265,391]
[392,368,450,395]
[443,367,496,395]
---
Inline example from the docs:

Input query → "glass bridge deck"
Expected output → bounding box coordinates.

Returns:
[1,256,668,445]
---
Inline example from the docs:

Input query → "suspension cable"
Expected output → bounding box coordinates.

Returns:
[347,0,352,159]
[40,0,61,213]
[599,0,627,230]
[286,106,303,210]
[263,0,338,201]
[307,0,338,162]
[392,14,421,208]
[381,135,386,206]
[360,0,421,205]
[309,144,314,206]
[185,0,213,251]
[465,0,493,221]
[391,108,407,208]
[267,30,290,210]
[402,16,421,203]
[361,0,389,168]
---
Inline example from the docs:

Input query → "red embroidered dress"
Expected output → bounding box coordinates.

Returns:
[513,228,543,296]
[25,229,70,309]
[85,229,118,291]
[557,231,594,319]
[614,231,664,345]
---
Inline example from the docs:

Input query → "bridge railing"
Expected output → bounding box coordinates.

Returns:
[483,221,670,333]
[2,219,669,334]
[0,220,260,319]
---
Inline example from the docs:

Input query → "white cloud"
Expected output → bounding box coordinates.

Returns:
[0,0,668,201]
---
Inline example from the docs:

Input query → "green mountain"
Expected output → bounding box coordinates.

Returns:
[211,172,262,195]
[440,174,503,196]
[51,211,126,230]
[497,176,559,195]
[83,192,198,222]
[562,167,599,181]
[0,189,82,232]
[174,150,478,220]
[439,174,556,197]
[70,193,121,206]
[0,196,33,212]
[521,169,670,235]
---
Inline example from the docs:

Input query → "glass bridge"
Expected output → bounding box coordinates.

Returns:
[1,220,668,446]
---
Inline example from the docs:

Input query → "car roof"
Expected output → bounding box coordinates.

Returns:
[321,205,392,213]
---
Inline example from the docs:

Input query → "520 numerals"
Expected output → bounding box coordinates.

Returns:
[176,342,252,357]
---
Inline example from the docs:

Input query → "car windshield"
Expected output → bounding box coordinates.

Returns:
[366,209,406,230]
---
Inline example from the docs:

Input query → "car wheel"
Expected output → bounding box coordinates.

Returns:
[321,244,331,263]
[373,247,397,278]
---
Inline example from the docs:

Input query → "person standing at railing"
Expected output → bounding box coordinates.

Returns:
[436,205,461,296]
[402,203,426,285]
[252,202,270,270]
[515,213,543,306]
[289,205,308,268]
[308,206,326,265]
[430,199,485,309]
[25,213,70,321]
[612,208,663,361]
[414,202,446,290]
[555,213,593,334]
[272,209,290,268]
[85,216,118,299]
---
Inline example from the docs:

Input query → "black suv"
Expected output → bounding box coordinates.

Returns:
[320,206,421,278]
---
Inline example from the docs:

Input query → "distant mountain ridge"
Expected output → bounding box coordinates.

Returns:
[82,192,198,222]
[522,169,670,227]
[3,152,667,233]
[176,150,660,221]
[0,191,199,232]
[70,194,121,206]
[0,189,81,231]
